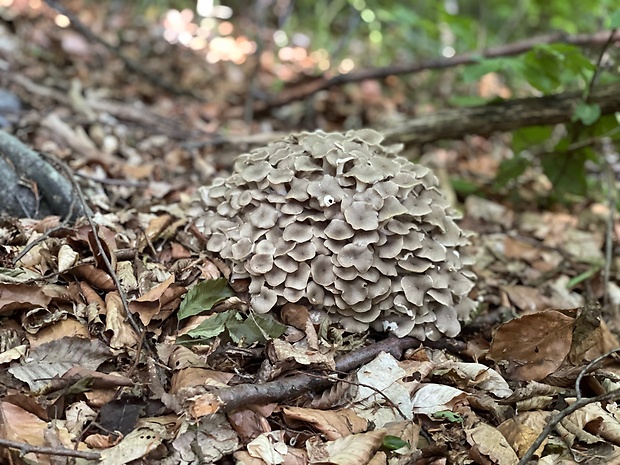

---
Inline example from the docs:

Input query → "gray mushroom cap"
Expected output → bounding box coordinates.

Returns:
[197,129,476,340]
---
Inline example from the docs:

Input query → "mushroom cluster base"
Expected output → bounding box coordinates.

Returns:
[197,129,476,340]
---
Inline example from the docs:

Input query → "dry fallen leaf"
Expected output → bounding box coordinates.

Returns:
[283,406,367,440]
[488,310,574,381]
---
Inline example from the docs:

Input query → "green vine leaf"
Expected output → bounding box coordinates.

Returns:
[573,102,601,126]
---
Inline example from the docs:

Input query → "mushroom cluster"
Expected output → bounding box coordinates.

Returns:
[196,129,476,340]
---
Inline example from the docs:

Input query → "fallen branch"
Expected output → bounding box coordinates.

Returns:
[187,82,620,148]
[383,82,620,145]
[248,30,620,112]
[0,130,87,219]
[187,335,465,416]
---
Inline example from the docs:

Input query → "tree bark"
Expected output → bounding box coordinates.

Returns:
[0,130,87,220]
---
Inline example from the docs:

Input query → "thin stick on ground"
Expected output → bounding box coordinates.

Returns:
[39,152,158,360]
[188,336,465,415]
[518,347,620,464]
[0,438,100,461]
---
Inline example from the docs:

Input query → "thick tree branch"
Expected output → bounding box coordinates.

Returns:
[0,131,88,220]
[383,82,620,145]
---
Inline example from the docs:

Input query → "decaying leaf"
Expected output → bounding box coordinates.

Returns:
[488,310,574,381]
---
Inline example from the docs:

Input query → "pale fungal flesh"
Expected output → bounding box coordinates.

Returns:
[197,129,476,340]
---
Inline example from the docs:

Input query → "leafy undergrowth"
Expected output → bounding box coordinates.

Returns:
[1,2,620,465]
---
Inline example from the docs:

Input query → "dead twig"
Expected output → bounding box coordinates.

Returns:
[382,82,620,145]
[0,437,100,460]
[38,152,157,360]
[192,335,465,414]
[246,30,620,113]
[518,347,620,465]
[302,370,410,420]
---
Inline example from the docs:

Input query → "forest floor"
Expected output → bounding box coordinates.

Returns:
[0,2,619,465]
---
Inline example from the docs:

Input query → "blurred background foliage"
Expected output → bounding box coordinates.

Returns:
[35,0,620,201]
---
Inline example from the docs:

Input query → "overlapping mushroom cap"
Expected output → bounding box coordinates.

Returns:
[196,129,476,340]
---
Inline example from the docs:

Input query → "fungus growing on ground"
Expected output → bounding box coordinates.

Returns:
[196,129,476,340]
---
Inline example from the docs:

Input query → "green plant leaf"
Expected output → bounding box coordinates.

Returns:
[511,126,554,154]
[567,264,602,288]
[178,278,236,320]
[67,377,94,394]
[227,313,287,344]
[432,411,463,423]
[461,59,504,84]
[610,11,620,28]
[176,311,287,346]
[382,435,410,451]
[450,178,481,196]
[541,150,588,196]
[176,310,238,344]
[495,154,530,188]
[573,102,601,125]
[521,44,594,93]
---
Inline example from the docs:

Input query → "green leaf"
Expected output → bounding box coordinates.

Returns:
[511,126,554,154]
[382,435,410,451]
[178,278,235,320]
[227,313,287,344]
[461,59,505,84]
[521,44,594,93]
[541,151,588,196]
[610,11,620,28]
[567,264,602,289]
[67,377,94,394]
[432,411,463,423]
[494,155,530,188]
[450,178,480,196]
[176,310,238,344]
[573,102,601,125]
[448,95,494,107]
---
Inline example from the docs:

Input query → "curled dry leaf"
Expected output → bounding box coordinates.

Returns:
[246,430,288,465]
[498,411,549,458]
[105,292,139,349]
[71,264,116,291]
[57,244,79,272]
[411,384,468,417]
[466,423,519,464]
[437,360,513,398]
[306,429,386,465]
[268,338,335,370]
[0,283,52,316]
[282,407,367,440]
